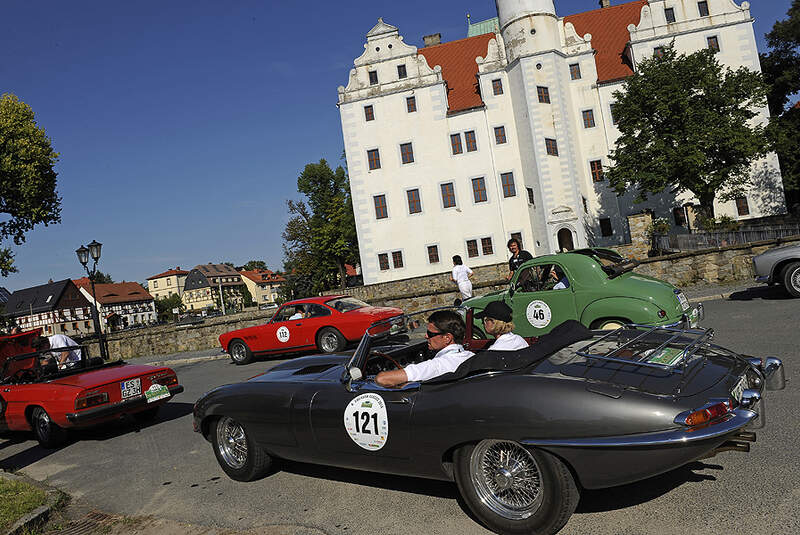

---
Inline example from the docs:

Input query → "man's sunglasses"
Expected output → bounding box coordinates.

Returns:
[426,330,450,339]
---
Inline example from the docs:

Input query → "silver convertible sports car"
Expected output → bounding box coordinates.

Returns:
[193,309,785,535]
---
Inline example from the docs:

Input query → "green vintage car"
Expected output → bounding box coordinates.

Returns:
[464,248,703,337]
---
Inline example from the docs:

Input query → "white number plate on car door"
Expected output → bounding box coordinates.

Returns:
[121,378,141,399]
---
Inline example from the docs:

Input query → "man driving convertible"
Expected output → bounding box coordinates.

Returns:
[376,310,474,387]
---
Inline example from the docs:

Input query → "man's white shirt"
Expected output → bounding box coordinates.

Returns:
[451,265,473,283]
[404,344,475,382]
[489,332,529,351]
[48,334,82,363]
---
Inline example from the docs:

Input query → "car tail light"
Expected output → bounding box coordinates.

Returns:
[150,372,178,387]
[679,400,733,427]
[658,309,667,318]
[75,392,109,410]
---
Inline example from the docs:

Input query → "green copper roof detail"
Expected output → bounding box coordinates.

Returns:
[467,17,499,37]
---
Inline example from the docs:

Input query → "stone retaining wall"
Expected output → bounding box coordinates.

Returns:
[102,236,799,359]
[84,308,276,360]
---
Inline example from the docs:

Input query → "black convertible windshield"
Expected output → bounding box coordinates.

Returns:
[325,296,369,312]
[569,249,638,279]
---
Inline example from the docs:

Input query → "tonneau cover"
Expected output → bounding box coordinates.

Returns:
[428,320,593,383]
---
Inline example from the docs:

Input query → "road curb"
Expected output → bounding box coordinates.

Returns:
[145,353,229,367]
[1,471,64,535]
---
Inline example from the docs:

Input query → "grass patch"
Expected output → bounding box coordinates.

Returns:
[0,478,47,531]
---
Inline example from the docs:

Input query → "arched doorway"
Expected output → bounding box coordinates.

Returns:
[557,228,575,252]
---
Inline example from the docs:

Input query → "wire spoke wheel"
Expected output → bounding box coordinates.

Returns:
[216,416,248,469]
[469,440,544,520]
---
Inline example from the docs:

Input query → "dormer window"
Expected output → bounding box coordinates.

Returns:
[368,70,379,85]
[665,7,676,23]
[397,64,407,79]
[698,2,709,17]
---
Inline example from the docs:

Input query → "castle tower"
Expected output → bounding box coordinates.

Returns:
[495,0,559,62]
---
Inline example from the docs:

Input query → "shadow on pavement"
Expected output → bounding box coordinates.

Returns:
[0,402,194,472]
[279,459,459,500]
[76,401,194,442]
[728,286,792,301]
[576,461,723,514]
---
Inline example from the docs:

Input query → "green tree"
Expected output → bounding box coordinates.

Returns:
[761,0,800,212]
[240,284,254,308]
[242,260,268,271]
[281,159,359,296]
[93,271,114,284]
[0,94,62,276]
[606,44,769,217]
[154,294,184,322]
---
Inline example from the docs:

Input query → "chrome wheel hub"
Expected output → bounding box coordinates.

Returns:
[470,440,543,520]
[231,344,245,361]
[321,334,337,352]
[216,417,247,469]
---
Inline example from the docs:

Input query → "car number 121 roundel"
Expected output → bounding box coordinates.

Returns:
[344,393,389,451]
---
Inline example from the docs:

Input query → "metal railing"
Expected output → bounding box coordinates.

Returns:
[655,226,800,252]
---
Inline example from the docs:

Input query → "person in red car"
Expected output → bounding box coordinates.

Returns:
[32,334,82,369]
[375,310,474,387]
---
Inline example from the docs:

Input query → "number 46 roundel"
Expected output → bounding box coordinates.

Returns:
[344,393,389,451]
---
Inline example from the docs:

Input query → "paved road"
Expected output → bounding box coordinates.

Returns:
[2,287,798,535]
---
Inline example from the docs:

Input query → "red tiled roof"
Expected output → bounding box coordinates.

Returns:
[565,0,647,84]
[75,281,154,305]
[147,268,188,280]
[418,33,495,113]
[239,269,286,284]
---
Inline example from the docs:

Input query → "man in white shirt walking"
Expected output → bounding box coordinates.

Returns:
[376,310,474,386]
[450,255,474,300]
[475,301,529,351]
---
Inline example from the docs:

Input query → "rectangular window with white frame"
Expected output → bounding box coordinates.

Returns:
[450,133,463,155]
[441,182,457,209]
[472,177,488,203]
[494,126,507,144]
[391,250,404,269]
[464,130,477,152]
[406,96,416,113]
[400,142,414,164]
[707,35,720,52]
[407,188,422,214]
[427,245,440,264]
[698,1,709,17]
[665,7,676,23]
[500,172,516,198]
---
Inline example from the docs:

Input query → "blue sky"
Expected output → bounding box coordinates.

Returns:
[0,0,792,291]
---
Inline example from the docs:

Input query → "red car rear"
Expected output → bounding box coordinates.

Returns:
[0,329,183,447]
[219,295,403,365]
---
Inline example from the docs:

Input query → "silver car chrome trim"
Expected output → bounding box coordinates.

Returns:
[755,275,770,282]
[741,390,766,429]
[521,409,757,448]
[763,357,786,391]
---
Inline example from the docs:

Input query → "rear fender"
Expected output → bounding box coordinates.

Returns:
[580,297,662,327]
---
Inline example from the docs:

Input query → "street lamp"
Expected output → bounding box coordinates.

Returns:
[76,241,108,360]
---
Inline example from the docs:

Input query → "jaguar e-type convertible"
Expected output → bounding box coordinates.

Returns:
[0,329,184,448]
[193,309,785,535]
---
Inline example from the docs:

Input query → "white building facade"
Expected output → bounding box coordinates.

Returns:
[338,0,784,285]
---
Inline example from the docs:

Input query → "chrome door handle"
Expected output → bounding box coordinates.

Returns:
[387,397,411,404]
[295,323,302,326]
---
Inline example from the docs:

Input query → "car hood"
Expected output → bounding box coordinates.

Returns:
[348,306,403,318]
[606,272,683,312]
[755,243,800,259]
[249,354,350,382]
[48,363,166,389]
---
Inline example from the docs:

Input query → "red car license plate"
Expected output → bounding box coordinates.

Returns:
[121,378,142,399]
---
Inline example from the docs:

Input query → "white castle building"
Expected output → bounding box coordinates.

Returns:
[337,0,784,285]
